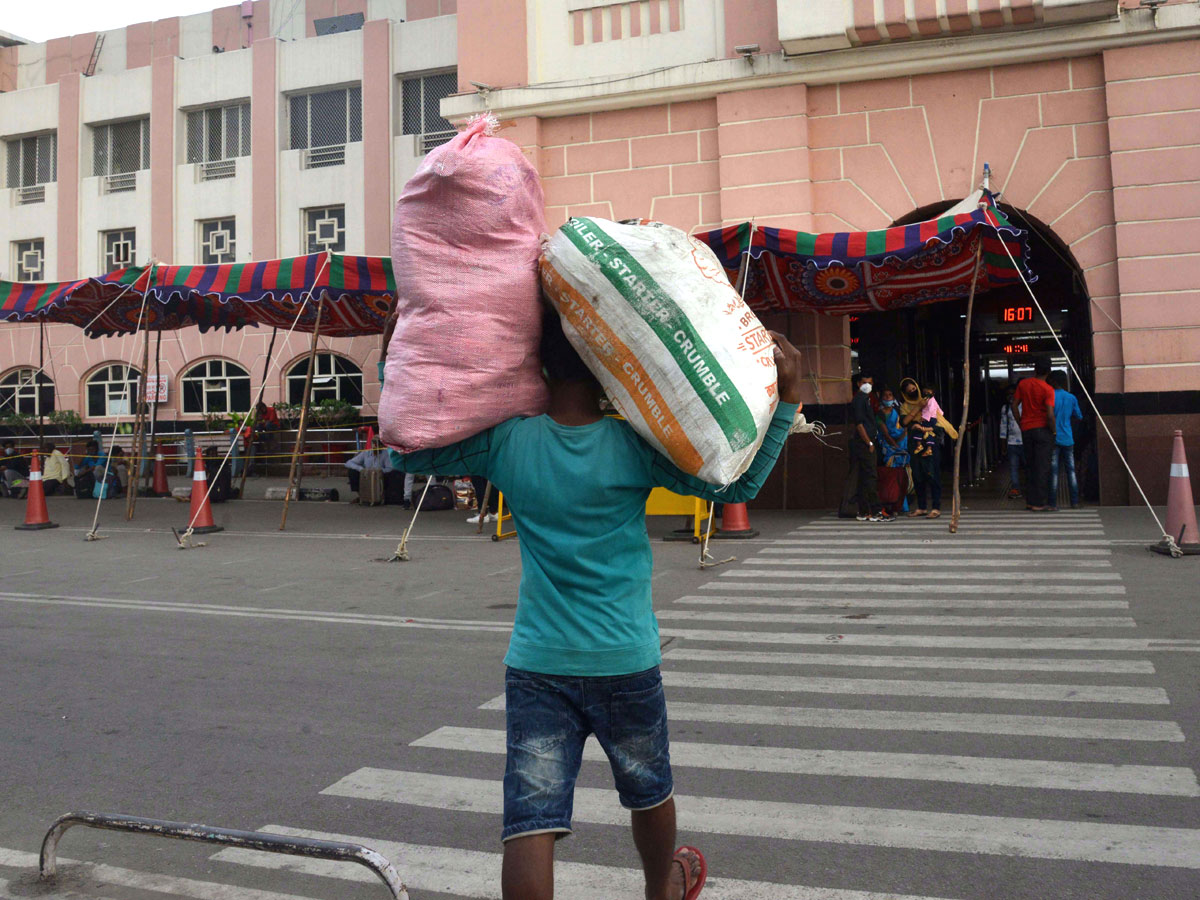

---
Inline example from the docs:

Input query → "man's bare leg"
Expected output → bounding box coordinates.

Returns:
[631,798,696,900]
[501,832,557,900]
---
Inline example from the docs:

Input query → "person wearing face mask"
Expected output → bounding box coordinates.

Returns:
[898,377,947,518]
[838,373,892,522]
[875,388,910,515]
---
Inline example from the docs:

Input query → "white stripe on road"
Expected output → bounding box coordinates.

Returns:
[411,726,1199,796]
[657,628,1200,652]
[211,826,952,900]
[478,695,1184,741]
[743,557,1114,567]
[699,582,1127,595]
[662,648,1155,673]
[0,847,322,900]
[761,548,1112,557]
[773,539,1113,546]
[658,670,1168,704]
[793,529,1106,537]
[320,769,1200,868]
[659,610,1136,628]
[727,569,1123,581]
[677,596,1130,610]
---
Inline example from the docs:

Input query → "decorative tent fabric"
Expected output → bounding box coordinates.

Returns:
[0,253,395,337]
[694,195,1035,315]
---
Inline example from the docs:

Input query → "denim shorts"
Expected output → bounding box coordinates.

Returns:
[502,665,673,842]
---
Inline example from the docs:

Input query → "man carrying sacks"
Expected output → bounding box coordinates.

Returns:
[389,311,804,900]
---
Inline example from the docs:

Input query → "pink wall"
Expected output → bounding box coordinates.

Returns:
[55,74,81,280]
[723,0,781,58]
[212,1,270,51]
[456,0,527,91]
[127,17,181,69]
[251,38,278,260]
[407,0,457,18]
[150,56,176,265]
[44,33,96,83]
[0,46,16,93]
[362,20,392,256]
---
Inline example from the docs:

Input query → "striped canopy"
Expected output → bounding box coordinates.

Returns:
[0,253,395,337]
[694,194,1035,315]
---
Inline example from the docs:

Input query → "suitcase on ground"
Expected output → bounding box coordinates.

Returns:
[416,482,455,511]
[359,468,385,506]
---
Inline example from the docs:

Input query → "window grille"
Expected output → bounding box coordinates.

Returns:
[286,353,363,406]
[13,238,45,282]
[102,229,136,271]
[303,206,345,254]
[86,364,140,418]
[6,132,57,188]
[0,367,55,416]
[198,218,236,264]
[181,359,251,415]
[92,118,150,177]
[288,87,361,166]
[401,71,457,154]
[186,103,251,167]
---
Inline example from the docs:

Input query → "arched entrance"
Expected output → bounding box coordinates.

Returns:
[851,201,1099,501]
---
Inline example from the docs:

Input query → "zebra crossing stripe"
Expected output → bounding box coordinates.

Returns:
[772,539,1113,546]
[761,548,1112,556]
[698,582,1127,595]
[744,558,1113,567]
[659,610,1136,628]
[210,826,954,900]
[675,596,1130,610]
[661,648,1155,673]
[411,725,1199,796]
[658,670,1168,703]
[723,569,1123,581]
[319,769,1200,868]
[794,529,1106,537]
[655,628,1200,652]
[477,695,1185,741]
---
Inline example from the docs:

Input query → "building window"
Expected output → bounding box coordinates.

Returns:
[0,368,55,416]
[180,359,251,415]
[303,206,345,254]
[286,353,363,406]
[198,218,236,264]
[12,238,45,282]
[289,86,361,167]
[401,71,457,154]
[86,364,141,418]
[186,103,251,163]
[92,118,151,176]
[6,132,57,187]
[102,229,136,271]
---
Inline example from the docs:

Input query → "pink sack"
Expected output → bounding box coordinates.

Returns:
[380,115,549,452]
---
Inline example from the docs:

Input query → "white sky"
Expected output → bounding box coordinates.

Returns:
[2,1,226,43]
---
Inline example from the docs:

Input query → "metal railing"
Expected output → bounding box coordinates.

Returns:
[40,811,408,899]
[303,145,346,169]
[15,184,46,205]
[102,172,137,194]
[198,159,237,181]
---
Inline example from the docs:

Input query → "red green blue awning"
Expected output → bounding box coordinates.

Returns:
[694,194,1035,315]
[0,253,395,337]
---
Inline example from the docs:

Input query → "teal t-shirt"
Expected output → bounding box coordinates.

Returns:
[391,402,798,676]
[1053,388,1082,446]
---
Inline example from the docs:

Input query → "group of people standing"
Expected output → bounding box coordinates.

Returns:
[839,373,958,521]
[999,356,1083,511]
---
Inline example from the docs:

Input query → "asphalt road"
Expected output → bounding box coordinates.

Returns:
[1,486,1198,899]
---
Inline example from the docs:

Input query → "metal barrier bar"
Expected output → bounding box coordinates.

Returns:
[39,811,408,899]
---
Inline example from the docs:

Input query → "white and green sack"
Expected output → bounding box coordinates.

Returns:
[540,217,780,485]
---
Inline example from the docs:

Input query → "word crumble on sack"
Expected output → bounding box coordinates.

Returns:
[540,217,778,485]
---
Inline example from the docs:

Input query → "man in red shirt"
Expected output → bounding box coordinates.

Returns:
[1014,356,1057,511]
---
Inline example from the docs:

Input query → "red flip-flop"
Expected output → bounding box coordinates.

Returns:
[673,846,708,899]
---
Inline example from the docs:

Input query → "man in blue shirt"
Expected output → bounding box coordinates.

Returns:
[1047,370,1083,509]
[391,312,803,900]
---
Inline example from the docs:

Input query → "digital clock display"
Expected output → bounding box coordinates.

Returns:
[1002,305,1034,323]
[1003,343,1030,354]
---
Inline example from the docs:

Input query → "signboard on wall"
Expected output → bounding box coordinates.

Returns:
[145,375,169,404]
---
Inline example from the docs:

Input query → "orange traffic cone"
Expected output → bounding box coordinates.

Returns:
[1152,430,1199,556]
[711,501,758,539]
[185,448,224,534]
[15,450,58,531]
[151,446,171,497]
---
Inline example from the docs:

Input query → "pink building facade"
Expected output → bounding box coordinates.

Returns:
[2,0,1198,505]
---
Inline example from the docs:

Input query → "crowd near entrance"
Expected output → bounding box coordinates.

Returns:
[850,201,1099,506]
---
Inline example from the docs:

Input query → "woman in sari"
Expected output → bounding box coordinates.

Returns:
[875,388,909,514]
[898,376,954,519]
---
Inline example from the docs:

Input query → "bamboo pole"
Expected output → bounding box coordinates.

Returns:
[125,321,152,520]
[37,320,46,444]
[280,298,325,531]
[949,240,984,534]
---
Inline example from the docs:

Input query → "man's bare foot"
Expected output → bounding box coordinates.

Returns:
[667,847,705,900]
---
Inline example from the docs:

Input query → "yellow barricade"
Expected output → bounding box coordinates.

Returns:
[645,487,709,542]
[494,493,518,542]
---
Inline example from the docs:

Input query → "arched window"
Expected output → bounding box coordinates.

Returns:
[85,364,141,418]
[0,368,55,416]
[181,359,252,414]
[286,353,362,406]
